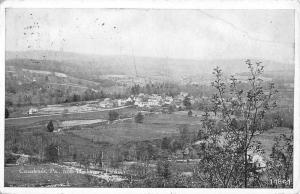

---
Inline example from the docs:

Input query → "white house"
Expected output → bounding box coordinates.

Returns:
[28,107,38,115]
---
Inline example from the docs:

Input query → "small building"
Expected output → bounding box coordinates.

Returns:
[28,107,38,115]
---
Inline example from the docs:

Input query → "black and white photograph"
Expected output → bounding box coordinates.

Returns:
[1,1,299,192]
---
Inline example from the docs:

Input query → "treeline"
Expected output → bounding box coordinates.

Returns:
[129,82,216,98]
[5,87,128,107]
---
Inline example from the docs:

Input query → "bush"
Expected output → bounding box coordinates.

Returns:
[108,110,119,121]
[135,112,144,123]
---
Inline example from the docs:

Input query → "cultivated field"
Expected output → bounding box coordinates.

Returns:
[69,113,201,144]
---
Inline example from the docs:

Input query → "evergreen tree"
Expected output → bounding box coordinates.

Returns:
[47,120,55,132]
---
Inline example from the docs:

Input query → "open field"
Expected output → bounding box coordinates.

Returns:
[69,113,201,144]
[61,119,106,128]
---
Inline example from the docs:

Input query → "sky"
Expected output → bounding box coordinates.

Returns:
[6,9,295,63]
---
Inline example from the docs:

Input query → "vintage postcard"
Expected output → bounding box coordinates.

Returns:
[0,0,299,194]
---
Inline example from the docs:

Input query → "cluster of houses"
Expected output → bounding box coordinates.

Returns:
[27,91,210,115]
[133,92,191,108]
[98,92,190,109]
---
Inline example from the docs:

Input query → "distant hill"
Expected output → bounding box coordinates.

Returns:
[6,50,294,81]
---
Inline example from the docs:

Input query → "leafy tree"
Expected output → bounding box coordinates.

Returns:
[108,110,119,121]
[47,120,55,132]
[5,108,9,118]
[197,60,278,187]
[135,112,144,123]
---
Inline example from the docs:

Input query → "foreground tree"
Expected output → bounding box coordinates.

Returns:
[196,60,278,187]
